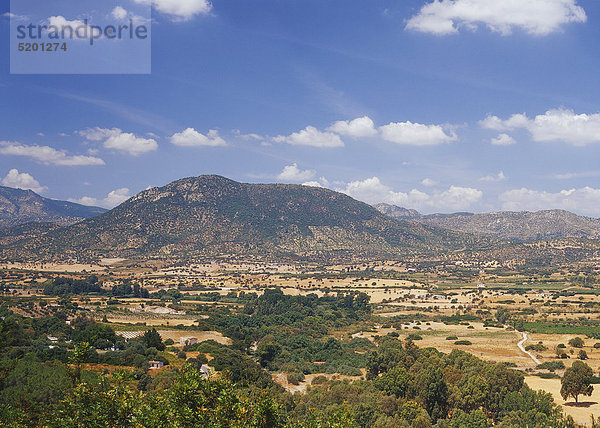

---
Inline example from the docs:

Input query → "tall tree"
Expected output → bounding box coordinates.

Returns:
[561,361,593,403]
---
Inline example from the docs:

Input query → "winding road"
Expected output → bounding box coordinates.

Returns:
[517,332,541,365]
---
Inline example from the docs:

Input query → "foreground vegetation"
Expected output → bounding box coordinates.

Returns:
[0,284,590,427]
[2,261,600,426]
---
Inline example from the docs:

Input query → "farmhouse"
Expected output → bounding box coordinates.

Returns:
[148,361,164,369]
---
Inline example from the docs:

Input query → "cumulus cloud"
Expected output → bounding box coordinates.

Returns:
[479,171,507,182]
[0,141,105,166]
[274,126,344,148]
[47,16,101,40]
[379,121,457,146]
[301,181,323,188]
[481,108,600,146]
[490,133,516,146]
[405,0,586,36]
[500,187,600,216]
[70,188,131,209]
[327,116,378,138]
[340,177,482,212]
[421,178,438,187]
[78,128,158,156]
[271,117,456,148]
[302,177,330,188]
[112,6,128,20]
[276,163,316,182]
[169,128,227,147]
[133,0,212,21]
[1,169,47,193]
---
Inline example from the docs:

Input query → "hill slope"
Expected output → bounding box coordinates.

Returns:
[0,176,488,261]
[374,203,600,241]
[0,186,106,228]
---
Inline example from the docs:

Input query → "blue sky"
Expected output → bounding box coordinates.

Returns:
[1,0,600,215]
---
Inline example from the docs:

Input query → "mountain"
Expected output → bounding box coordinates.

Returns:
[373,203,421,220]
[0,175,489,262]
[0,186,106,228]
[374,204,600,242]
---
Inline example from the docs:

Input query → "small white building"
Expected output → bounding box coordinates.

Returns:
[149,360,164,369]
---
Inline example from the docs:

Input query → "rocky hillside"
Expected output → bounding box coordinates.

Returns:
[0,175,488,262]
[0,186,106,228]
[374,204,600,241]
[373,203,421,220]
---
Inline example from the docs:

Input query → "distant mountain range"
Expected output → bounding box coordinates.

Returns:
[3,179,599,265]
[0,186,106,228]
[0,176,488,262]
[374,203,600,242]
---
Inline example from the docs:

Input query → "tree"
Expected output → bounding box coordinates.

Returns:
[578,350,588,360]
[561,361,593,403]
[142,328,165,351]
[568,337,584,348]
[451,409,490,428]
[69,342,94,385]
[373,366,410,398]
[495,309,510,325]
[257,340,281,367]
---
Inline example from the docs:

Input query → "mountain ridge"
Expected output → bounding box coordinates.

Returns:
[0,186,107,228]
[0,175,489,262]
[374,203,600,241]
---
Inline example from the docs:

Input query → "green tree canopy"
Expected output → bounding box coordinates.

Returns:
[561,361,593,403]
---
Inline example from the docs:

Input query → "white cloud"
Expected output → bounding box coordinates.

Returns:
[70,188,131,209]
[500,187,600,216]
[302,177,330,188]
[112,6,128,20]
[274,126,344,148]
[480,171,507,182]
[233,130,263,141]
[276,163,316,182]
[327,116,378,138]
[553,171,600,180]
[340,177,482,212]
[0,141,105,166]
[379,121,457,146]
[104,133,158,155]
[1,169,47,193]
[133,0,212,21]
[490,133,516,146]
[481,109,600,146]
[2,12,28,21]
[421,178,438,187]
[169,128,227,147]
[110,6,149,24]
[47,16,100,40]
[78,127,158,156]
[480,114,530,131]
[405,0,586,36]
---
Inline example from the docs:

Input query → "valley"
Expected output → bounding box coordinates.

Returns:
[4,254,600,425]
